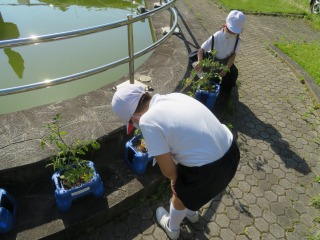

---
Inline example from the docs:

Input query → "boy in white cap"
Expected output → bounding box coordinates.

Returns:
[112,84,240,239]
[194,10,246,116]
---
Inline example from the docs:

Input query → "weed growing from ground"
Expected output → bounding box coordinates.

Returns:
[311,196,320,210]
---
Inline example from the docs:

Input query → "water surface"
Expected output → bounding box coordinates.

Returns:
[0,0,153,114]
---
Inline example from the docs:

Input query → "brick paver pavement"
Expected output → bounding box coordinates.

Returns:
[80,0,320,239]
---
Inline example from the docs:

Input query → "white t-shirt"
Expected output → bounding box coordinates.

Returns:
[139,93,233,167]
[201,29,241,60]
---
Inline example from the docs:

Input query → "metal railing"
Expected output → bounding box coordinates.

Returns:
[0,0,178,96]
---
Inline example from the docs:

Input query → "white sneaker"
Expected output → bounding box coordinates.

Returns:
[156,207,180,240]
[169,198,199,223]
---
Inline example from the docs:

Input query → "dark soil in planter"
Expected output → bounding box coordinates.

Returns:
[59,164,94,190]
[60,174,91,190]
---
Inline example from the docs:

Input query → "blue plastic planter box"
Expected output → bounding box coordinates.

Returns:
[0,188,17,234]
[52,161,104,211]
[194,83,220,111]
[124,134,153,175]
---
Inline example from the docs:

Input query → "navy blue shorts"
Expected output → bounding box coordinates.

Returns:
[174,141,240,211]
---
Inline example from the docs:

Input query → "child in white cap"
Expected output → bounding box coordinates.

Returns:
[194,10,246,116]
[112,84,240,239]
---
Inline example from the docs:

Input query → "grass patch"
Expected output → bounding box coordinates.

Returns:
[217,0,309,14]
[215,0,320,31]
[306,13,320,31]
[274,42,320,86]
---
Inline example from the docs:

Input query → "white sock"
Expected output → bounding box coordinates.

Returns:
[168,202,187,231]
[186,209,197,217]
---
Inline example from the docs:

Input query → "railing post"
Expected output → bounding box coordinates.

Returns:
[169,1,174,28]
[127,14,134,84]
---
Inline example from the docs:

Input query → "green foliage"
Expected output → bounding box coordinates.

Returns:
[314,216,320,223]
[218,0,309,15]
[275,42,320,86]
[134,128,142,136]
[311,195,320,210]
[309,233,320,240]
[136,179,170,207]
[314,175,320,183]
[40,114,100,189]
[307,14,320,31]
[226,122,234,130]
[149,179,171,204]
[180,51,229,97]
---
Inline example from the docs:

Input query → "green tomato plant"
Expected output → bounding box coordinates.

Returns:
[40,114,100,189]
[181,50,229,97]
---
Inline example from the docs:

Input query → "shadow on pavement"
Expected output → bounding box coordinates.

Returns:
[231,90,311,175]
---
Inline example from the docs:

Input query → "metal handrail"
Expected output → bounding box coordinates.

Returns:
[0,0,178,96]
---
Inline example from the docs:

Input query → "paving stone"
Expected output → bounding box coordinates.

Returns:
[255,217,269,232]
[261,232,277,240]
[265,190,278,203]
[126,228,142,239]
[271,203,286,216]
[215,214,231,228]
[262,209,277,224]
[239,213,254,227]
[220,193,234,207]
[271,184,285,196]
[258,179,272,191]
[229,220,246,235]
[111,222,129,238]
[278,196,293,208]
[285,231,304,240]
[269,223,286,239]
[256,197,271,210]
[245,226,261,240]
[236,235,249,240]
[152,227,167,239]
[238,181,251,193]
[244,175,258,188]
[206,221,220,237]
[220,228,236,240]
[127,214,142,228]
[242,192,257,205]
[249,205,263,218]
[140,220,155,235]
[240,165,254,175]
[226,206,240,220]
[277,215,292,229]
[141,235,154,240]
[279,178,293,190]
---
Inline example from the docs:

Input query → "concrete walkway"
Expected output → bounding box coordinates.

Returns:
[78,0,320,239]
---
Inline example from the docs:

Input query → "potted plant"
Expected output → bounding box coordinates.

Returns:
[124,129,154,175]
[40,114,104,211]
[181,50,229,111]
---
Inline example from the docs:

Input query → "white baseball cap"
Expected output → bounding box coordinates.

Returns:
[112,84,145,132]
[226,10,245,34]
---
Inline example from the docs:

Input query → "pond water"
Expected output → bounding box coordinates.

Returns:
[0,0,154,114]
